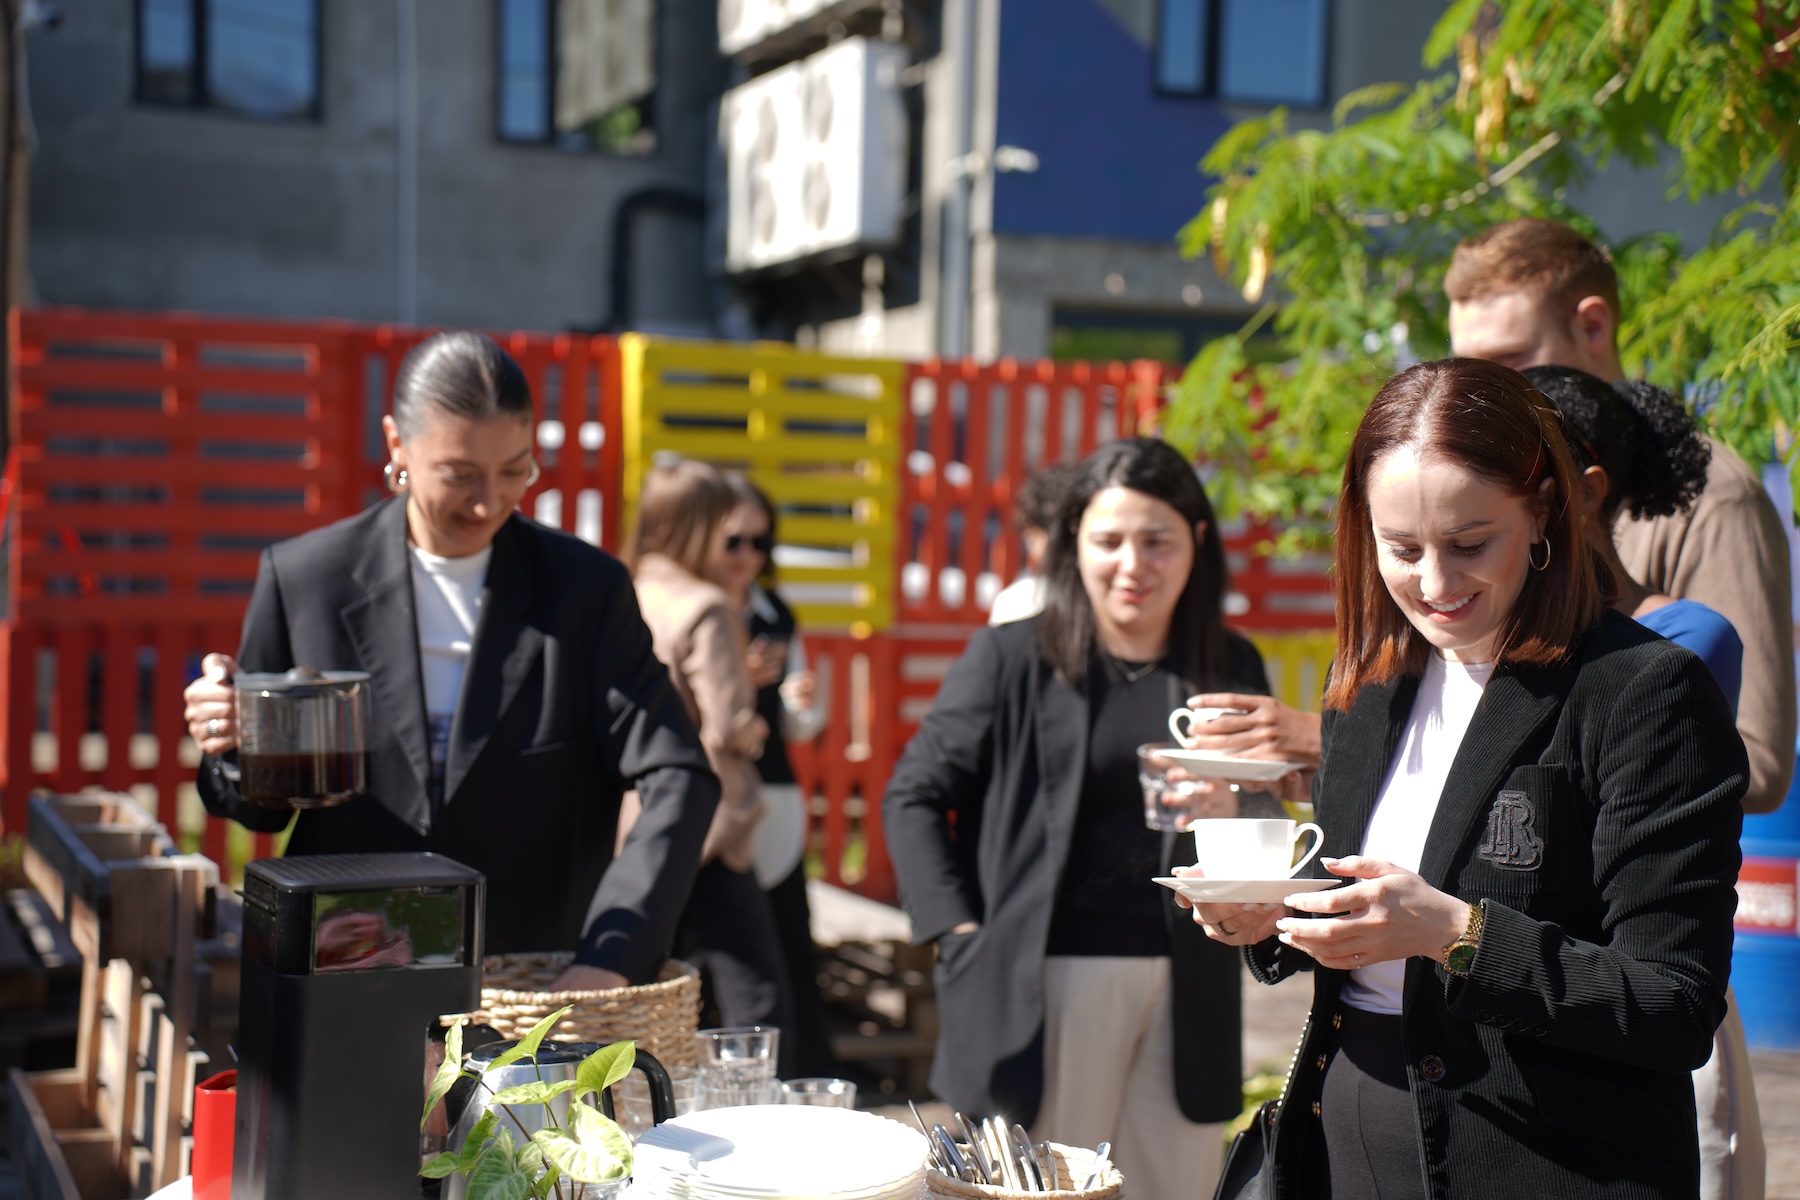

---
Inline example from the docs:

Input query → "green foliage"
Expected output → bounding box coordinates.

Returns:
[419,1016,638,1199]
[534,1103,635,1184]
[424,1019,469,1132]
[1166,0,1800,538]
[485,1005,576,1074]
[575,1039,638,1101]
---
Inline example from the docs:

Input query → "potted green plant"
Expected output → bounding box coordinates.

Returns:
[421,1004,637,1200]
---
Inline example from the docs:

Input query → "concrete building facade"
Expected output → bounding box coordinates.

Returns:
[26,0,725,334]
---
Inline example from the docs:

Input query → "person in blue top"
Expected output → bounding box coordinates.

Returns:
[1524,365,1743,706]
[1525,363,1763,1197]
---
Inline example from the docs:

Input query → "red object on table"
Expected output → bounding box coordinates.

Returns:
[193,1069,237,1200]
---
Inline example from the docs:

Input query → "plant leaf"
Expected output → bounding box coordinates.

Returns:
[532,1104,633,1183]
[420,1152,464,1180]
[575,1041,636,1100]
[423,1019,469,1131]
[486,1005,575,1073]
[456,1111,500,1166]
[467,1153,533,1200]
[491,1079,579,1106]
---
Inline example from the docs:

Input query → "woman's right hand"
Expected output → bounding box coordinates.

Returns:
[183,653,241,756]
[1171,867,1287,944]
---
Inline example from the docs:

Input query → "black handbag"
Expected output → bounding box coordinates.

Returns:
[1211,1098,1276,1200]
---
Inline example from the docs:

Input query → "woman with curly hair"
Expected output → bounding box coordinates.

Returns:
[1522,366,1740,702]
[1525,364,1760,1200]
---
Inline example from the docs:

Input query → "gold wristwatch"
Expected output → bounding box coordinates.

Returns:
[1442,901,1484,977]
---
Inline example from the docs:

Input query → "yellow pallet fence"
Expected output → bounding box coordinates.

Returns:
[619,335,905,633]
[1247,630,1337,712]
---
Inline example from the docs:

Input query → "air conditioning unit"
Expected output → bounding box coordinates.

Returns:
[718,0,850,58]
[723,37,907,274]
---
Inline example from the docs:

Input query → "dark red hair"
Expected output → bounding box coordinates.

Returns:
[1324,358,1614,711]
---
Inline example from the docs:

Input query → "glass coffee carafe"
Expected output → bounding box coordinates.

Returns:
[233,666,371,810]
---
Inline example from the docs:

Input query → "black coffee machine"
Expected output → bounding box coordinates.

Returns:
[233,853,485,1200]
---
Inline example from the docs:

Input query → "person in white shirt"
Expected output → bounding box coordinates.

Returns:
[183,331,719,992]
[988,463,1078,626]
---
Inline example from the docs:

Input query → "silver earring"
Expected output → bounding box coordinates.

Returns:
[384,462,409,494]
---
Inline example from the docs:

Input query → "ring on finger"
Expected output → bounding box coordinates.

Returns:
[204,718,226,739]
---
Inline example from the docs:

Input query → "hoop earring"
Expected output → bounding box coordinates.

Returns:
[526,459,541,489]
[1529,538,1552,572]
[384,462,409,495]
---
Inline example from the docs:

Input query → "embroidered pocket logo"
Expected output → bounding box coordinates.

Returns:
[1478,790,1543,871]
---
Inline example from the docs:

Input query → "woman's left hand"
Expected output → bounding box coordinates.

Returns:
[550,964,630,992]
[1274,856,1471,971]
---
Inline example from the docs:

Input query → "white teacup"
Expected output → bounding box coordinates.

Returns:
[1168,705,1248,744]
[1190,818,1325,880]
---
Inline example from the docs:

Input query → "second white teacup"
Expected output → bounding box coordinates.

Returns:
[1191,818,1324,880]
[1168,705,1248,743]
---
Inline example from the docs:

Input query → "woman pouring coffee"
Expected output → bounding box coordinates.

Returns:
[883,438,1285,1200]
[182,331,720,991]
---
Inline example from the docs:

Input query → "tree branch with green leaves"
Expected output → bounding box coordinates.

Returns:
[1165,0,1800,545]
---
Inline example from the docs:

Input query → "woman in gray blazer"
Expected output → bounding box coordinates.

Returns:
[182,332,720,991]
[1192,359,1745,1200]
[884,439,1293,1200]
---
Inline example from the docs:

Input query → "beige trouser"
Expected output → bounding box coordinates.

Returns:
[1696,987,1766,1200]
[1034,957,1225,1200]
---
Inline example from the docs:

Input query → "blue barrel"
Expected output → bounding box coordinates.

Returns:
[1732,756,1800,1050]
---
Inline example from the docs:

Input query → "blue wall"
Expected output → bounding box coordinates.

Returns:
[992,0,1235,244]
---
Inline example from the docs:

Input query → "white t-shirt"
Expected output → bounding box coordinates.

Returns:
[1340,652,1493,1015]
[409,542,492,807]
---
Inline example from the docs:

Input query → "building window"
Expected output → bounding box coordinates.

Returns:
[1155,0,1328,108]
[497,0,658,155]
[136,0,322,121]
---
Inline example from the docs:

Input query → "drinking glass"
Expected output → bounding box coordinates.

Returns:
[1139,742,1208,832]
[780,1078,857,1108]
[611,1066,700,1138]
[695,1026,780,1109]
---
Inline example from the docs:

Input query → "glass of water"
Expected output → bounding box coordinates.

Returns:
[695,1026,780,1108]
[780,1078,857,1108]
[1139,742,1207,832]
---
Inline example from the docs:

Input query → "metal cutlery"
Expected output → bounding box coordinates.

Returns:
[924,1113,1080,1193]
[934,1125,976,1184]
[956,1112,996,1185]
[1081,1140,1112,1191]
[1009,1124,1043,1191]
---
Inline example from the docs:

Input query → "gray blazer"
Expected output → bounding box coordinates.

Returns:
[198,497,720,982]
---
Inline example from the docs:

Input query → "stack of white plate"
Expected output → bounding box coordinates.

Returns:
[633,1105,928,1200]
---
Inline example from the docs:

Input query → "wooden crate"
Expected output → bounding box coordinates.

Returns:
[11,794,216,1199]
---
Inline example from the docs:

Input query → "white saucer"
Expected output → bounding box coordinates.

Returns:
[1152,876,1344,903]
[1146,748,1303,782]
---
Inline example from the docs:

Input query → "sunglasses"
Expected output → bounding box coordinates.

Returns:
[726,533,774,554]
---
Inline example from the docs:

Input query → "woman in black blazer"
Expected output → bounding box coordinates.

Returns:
[182,332,720,991]
[1191,360,1746,1200]
[884,439,1296,1200]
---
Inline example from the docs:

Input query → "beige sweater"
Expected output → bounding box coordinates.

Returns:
[625,553,767,870]
[1614,436,1796,813]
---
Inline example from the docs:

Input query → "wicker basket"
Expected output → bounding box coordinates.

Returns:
[445,954,702,1070]
[926,1143,1123,1200]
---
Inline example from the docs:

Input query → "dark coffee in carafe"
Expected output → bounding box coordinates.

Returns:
[238,749,369,810]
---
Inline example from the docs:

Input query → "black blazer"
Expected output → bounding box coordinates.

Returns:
[1255,610,1745,1200]
[882,616,1271,1126]
[198,498,721,983]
